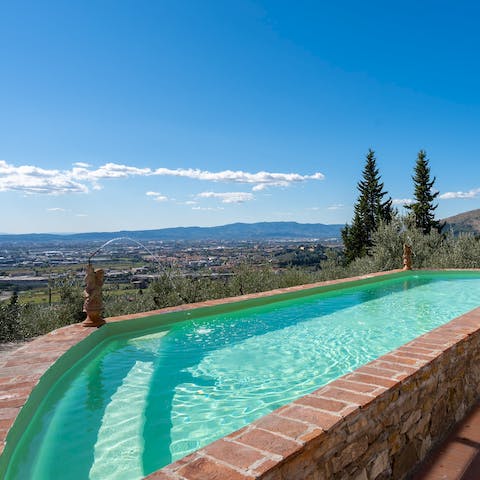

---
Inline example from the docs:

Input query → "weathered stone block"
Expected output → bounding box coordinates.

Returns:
[281,452,316,480]
[352,468,368,480]
[368,449,389,479]
[331,436,368,473]
[406,412,430,441]
[392,442,418,479]
[388,431,405,456]
[418,434,432,461]
[400,409,421,434]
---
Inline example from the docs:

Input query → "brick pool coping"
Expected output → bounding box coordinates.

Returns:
[1,268,480,479]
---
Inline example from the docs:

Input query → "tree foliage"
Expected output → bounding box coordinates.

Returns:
[342,149,392,263]
[405,150,443,234]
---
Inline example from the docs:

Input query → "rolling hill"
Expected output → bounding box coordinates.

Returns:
[0,222,344,244]
[443,209,480,235]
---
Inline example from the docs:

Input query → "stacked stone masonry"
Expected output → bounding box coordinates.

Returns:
[1,270,480,480]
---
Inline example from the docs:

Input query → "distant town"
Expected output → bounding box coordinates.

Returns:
[0,236,341,303]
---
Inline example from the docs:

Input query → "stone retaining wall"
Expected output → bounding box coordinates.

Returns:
[148,306,480,480]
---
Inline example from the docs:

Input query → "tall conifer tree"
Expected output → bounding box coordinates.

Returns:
[405,150,442,234]
[342,149,392,263]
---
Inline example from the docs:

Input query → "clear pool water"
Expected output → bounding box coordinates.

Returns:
[6,272,480,479]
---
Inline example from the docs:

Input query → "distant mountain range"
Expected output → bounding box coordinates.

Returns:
[1,210,476,244]
[0,222,344,243]
[443,209,480,235]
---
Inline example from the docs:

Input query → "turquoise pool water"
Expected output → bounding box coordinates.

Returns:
[5,272,480,479]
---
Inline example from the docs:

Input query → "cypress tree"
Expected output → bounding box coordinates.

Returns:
[342,149,393,263]
[405,150,443,234]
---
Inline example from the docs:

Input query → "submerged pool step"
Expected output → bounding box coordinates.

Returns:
[90,360,154,480]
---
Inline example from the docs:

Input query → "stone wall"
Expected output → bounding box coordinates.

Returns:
[149,306,480,480]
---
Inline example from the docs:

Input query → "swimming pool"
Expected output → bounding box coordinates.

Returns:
[3,270,480,479]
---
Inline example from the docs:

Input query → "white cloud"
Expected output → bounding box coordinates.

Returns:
[392,198,414,206]
[145,191,168,202]
[197,191,255,204]
[0,160,88,194]
[88,163,152,180]
[192,206,225,211]
[0,159,325,195]
[327,203,345,210]
[47,207,66,212]
[440,188,480,200]
[76,213,88,217]
[153,167,324,187]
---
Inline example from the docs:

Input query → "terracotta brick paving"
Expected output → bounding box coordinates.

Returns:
[413,401,480,480]
[0,324,93,455]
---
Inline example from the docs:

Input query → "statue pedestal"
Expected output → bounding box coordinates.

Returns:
[83,310,105,327]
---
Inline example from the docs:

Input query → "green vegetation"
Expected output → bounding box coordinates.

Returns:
[274,244,327,267]
[406,150,443,234]
[0,279,83,342]
[342,149,392,263]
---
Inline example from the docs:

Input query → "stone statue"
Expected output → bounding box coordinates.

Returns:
[403,244,412,271]
[83,264,105,327]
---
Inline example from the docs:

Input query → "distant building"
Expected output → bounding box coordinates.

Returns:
[0,275,49,288]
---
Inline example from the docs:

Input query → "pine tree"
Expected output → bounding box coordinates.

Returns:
[405,150,443,234]
[342,149,392,263]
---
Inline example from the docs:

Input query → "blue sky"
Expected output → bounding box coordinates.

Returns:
[1,1,480,233]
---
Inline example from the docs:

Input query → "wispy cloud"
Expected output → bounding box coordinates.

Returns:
[47,207,90,217]
[0,159,325,195]
[327,203,345,210]
[440,188,480,200]
[392,198,414,206]
[145,191,168,202]
[153,168,324,187]
[47,207,66,212]
[197,191,255,204]
[192,206,225,211]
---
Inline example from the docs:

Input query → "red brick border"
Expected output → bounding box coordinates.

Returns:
[1,269,480,480]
